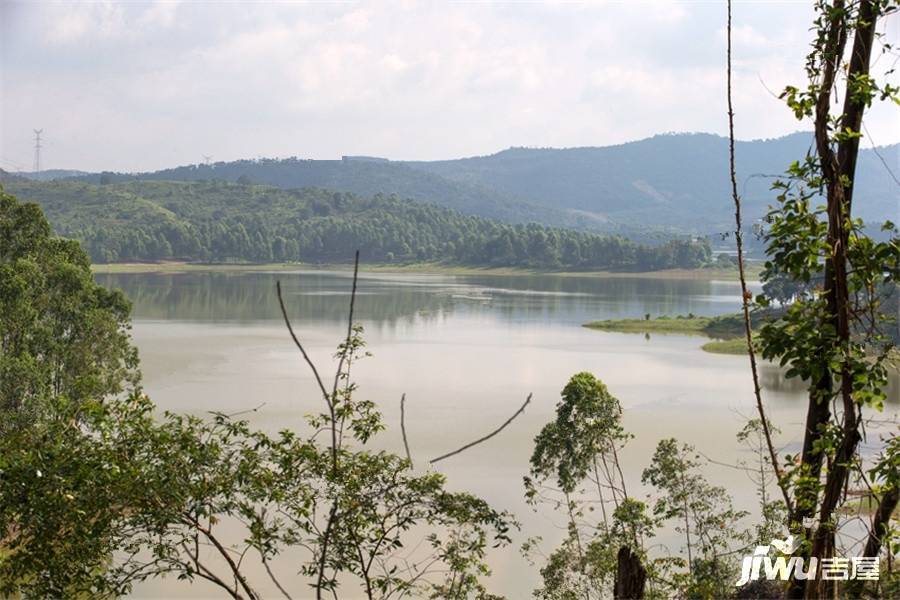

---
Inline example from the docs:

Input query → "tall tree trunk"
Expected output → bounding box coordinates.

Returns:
[614,546,646,600]
[790,1,880,598]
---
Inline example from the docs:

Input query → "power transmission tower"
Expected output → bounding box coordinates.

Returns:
[33,129,43,173]
[202,155,212,166]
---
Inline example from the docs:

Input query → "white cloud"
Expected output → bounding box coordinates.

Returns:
[1,1,897,172]
[139,0,181,28]
[46,1,129,44]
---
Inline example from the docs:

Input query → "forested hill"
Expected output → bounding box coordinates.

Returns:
[1,179,711,271]
[406,132,898,232]
[64,159,597,232]
[53,132,897,236]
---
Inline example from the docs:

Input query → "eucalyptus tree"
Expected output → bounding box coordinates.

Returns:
[739,1,900,597]
[524,375,757,599]
[641,439,749,600]
[0,189,139,419]
[523,373,655,599]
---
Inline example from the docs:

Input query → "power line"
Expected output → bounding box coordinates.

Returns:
[33,129,43,173]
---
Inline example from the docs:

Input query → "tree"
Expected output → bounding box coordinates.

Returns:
[0,189,147,595]
[761,271,812,306]
[1,196,514,598]
[524,373,653,599]
[5,178,713,271]
[0,189,139,419]
[728,0,900,598]
[641,439,748,599]
[524,374,759,599]
[739,1,899,597]
[529,373,630,498]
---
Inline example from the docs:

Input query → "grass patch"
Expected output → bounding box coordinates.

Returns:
[584,313,748,337]
[701,338,751,355]
[583,313,758,355]
[583,315,714,335]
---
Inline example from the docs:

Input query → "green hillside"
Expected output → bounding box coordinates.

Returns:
[56,133,896,237]
[406,132,897,231]
[2,179,711,270]
[66,158,599,231]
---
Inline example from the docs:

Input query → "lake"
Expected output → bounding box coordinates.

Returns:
[95,269,899,599]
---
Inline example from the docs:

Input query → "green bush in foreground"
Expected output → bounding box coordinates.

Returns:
[0,190,513,599]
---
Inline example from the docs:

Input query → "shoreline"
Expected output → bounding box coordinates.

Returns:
[582,315,751,355]
[91,261,760,281]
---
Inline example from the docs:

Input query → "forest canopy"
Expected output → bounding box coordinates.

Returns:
[2,179,712,271]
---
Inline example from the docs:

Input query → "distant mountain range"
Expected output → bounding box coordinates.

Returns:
[408,132,898,232]
[13,132,898,236]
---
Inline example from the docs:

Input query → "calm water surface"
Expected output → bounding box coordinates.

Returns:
[95,270,898,599]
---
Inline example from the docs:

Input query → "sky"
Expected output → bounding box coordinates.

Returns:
[1,1,898,173]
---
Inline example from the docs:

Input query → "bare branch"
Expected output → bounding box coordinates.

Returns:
[262,554,294,600]
[400,393,412,464]
[332,250,361,399]
[188,516,261,600]
[211,403,266,419]
[430,393,532,464]
[726,0,793,516]
[179,541,241,599]
[275,280,330,403]
[331,250,361,462]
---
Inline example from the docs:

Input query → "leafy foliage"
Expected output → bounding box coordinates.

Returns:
[0,191,513,599]
[524,373,642,599]
[529,373,630,495]
[525,374,759,599]
[4,179,712,271]
[747,1,900,597]
[641,439,749,599]
[0,189,139,418]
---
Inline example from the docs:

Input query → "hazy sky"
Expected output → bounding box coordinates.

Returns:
[1,1,898,172]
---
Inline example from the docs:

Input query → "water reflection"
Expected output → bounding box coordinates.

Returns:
[760,362,899,404]
[95,270,753,327]
[96,270,898,404]
[97,269,898,598]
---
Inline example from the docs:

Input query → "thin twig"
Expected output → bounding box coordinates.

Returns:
[862,120,900,188]
[429,393,532,464]
[212,403,266,419]
[726,0,793,516]
[275,280,331,403]
[184,516,260,600]
[400,393,412,464]
[179,541,241,599]
[262,554,294,600]
[318,252,361,597]
[332,250,361,399]
[331,250,361,462]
